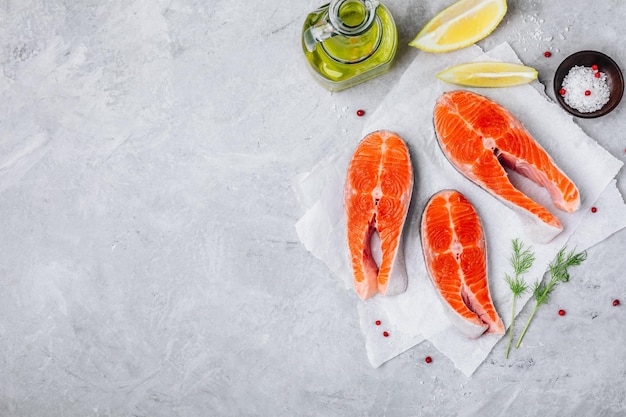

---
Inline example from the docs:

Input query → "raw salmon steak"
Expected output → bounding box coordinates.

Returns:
[344,130,413,300]
[433,90,580,243]
[421,190,505,338]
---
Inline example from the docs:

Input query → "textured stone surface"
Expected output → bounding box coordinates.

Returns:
[1,1,625,416]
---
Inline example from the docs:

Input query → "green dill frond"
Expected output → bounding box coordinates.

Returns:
[515,246,588,349]
[511,238,523,257]
[532,280,542,295]
[567,250,587,266]
[510,239,535,276]
[553,247,567,266]
[532,281,551,305]
[505,273,529,297]
[549,248,587,283]
[558,270,571,283]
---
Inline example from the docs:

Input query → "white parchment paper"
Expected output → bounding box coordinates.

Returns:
[294,43,626,376]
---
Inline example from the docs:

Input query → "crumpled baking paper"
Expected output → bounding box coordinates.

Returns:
[294,42,626,376]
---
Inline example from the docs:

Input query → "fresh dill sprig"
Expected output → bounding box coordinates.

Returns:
[510,238,536,277]
[504,239,534,359]
[515,246,587,348]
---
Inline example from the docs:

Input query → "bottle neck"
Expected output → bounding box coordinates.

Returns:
[328,0,379,37]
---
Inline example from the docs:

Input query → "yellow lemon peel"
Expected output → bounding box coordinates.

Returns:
[437,62,538,87]
[410,0,508,53]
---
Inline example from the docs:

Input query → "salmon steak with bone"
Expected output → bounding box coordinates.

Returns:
[344,130,413,300]
[433,90,580,243]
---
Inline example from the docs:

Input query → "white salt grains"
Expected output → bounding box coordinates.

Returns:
[561,65,610,113]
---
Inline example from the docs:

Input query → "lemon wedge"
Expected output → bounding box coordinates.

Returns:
[409,0,507,53]
[436,62,538,87]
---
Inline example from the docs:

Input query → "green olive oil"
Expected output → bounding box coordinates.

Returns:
[302,1,398,91]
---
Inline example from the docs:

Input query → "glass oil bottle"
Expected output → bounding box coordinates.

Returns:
[302,0,398,91]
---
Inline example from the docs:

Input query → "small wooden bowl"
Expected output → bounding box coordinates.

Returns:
[553,50,624,118]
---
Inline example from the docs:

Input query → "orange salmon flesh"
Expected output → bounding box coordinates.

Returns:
[421,190,505,338]
[344,131,413,300]
[433,90,580,243]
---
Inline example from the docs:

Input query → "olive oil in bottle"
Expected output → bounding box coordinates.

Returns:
[302,0,398,91]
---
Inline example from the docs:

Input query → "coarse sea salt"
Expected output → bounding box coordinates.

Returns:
[561,65,610,113]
